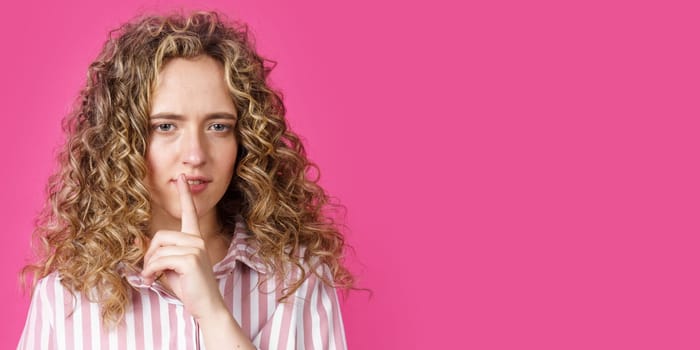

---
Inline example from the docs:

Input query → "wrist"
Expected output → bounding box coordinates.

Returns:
[195,299,233,326]
[195,302,255,350]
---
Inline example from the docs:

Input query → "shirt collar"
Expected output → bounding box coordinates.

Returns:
[212,216,269,277]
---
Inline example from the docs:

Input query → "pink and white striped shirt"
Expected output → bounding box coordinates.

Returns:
[17,221,347,349]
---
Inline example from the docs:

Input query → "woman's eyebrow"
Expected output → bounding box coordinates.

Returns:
[149,112,237,121]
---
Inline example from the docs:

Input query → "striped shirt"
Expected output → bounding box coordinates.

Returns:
[17,221,347,349]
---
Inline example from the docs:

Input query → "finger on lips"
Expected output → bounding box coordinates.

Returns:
[140,174,205,285]
[177,173,201,236]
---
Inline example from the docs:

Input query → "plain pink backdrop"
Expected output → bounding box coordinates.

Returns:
[2,0,699,349]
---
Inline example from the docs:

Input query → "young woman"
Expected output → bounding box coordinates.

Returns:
[18,11,353,350]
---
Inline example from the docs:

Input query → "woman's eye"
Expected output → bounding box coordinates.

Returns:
[152,123,174,132]
[210,123,232,132]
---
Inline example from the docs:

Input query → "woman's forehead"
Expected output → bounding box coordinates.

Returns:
[150,56,236,117]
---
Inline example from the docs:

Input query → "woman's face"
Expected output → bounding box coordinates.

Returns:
[145,55,238,229]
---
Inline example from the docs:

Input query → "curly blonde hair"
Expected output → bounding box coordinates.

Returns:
[23,11,354,327]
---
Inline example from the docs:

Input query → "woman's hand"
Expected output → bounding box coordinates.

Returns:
[141,173,226,321]
[141,174,256,349]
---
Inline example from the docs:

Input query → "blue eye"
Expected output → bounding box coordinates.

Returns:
[152,123,174,132]
[210,123,232,132]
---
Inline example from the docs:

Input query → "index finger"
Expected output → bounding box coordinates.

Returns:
[176,173,201,236]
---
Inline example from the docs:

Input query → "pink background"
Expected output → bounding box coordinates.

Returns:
[1,0,699,348]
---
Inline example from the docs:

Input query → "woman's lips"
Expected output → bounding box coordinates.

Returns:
[185,181,208,194]
[169,179,210,194]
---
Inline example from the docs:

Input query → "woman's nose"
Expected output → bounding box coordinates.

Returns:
[182,130,207,166]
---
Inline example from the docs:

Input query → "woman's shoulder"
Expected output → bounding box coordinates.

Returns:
[33,271,64,296]
[32,271,80,305]
[231,216,338,286]
[285,248,339,294]
[25,272,63,322]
